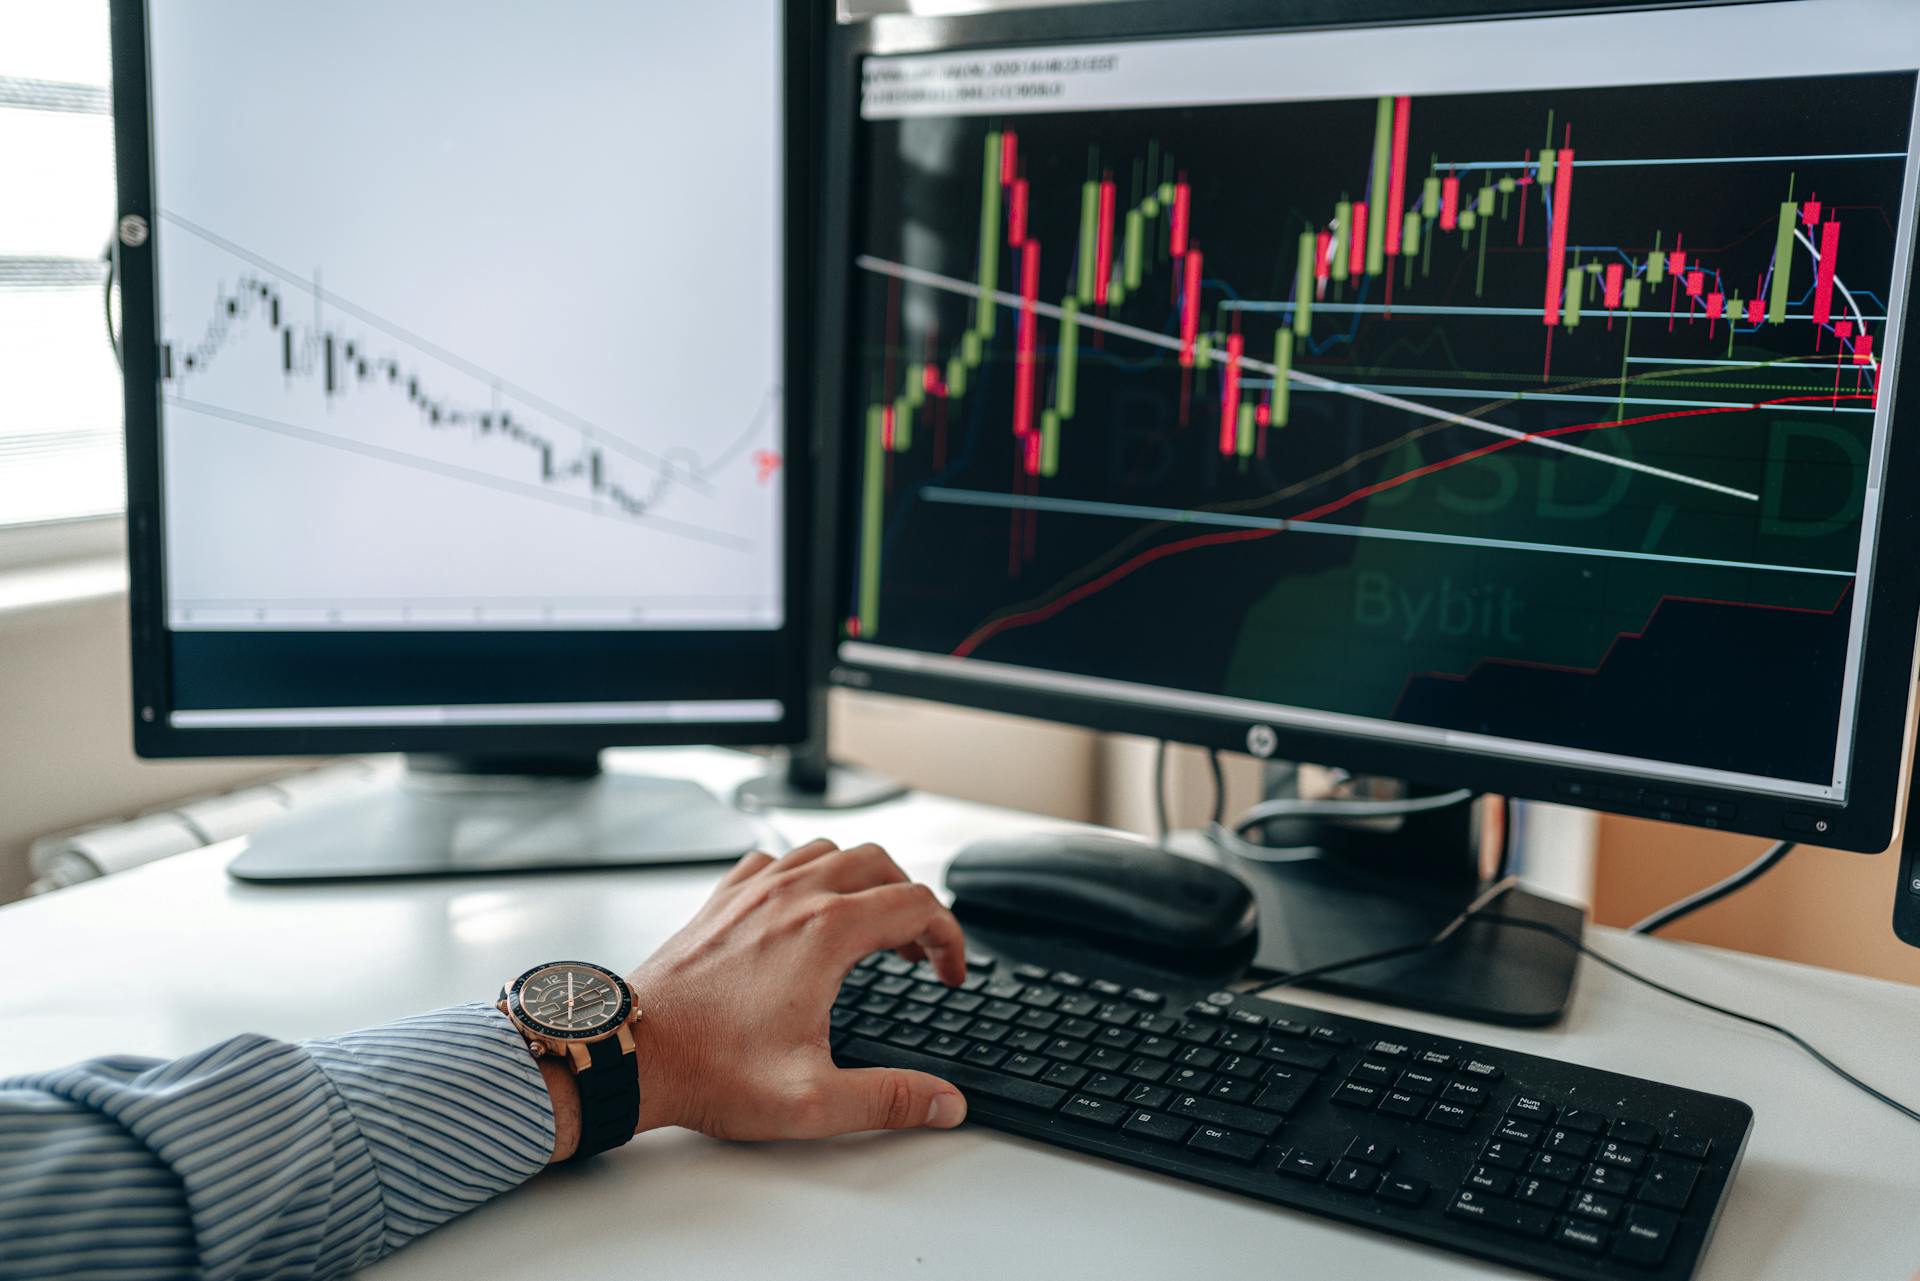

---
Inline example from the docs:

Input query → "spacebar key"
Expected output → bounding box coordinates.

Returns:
[839,1038,1069,1110]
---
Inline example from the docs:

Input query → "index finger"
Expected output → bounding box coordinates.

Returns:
[837,881,967,986]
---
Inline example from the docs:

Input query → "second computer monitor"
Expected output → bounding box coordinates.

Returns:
[822,0,1920,852]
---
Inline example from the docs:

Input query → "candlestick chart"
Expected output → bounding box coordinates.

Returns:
[846,70,1915,786]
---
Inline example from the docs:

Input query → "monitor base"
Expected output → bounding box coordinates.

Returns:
[735,745,908,812]
[228,755,775,882]
[1194,837,1585,1027]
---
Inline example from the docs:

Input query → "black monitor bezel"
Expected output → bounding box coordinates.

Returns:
[819,0,1920,854]
[111,0,819,759]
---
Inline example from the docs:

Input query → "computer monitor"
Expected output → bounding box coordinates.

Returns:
[110,0,818,877]
[818,0,1920,1008]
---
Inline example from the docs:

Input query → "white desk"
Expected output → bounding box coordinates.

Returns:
[3,747,1917,1280]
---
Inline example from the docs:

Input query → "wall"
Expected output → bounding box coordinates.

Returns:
[1592,815,1920,986]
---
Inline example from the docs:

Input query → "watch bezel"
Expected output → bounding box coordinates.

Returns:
[505,960,634,1041]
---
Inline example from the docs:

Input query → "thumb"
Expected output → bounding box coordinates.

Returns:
[812,1067,968,1135]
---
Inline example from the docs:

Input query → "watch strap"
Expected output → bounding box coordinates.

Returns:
[569,1034,640,1162]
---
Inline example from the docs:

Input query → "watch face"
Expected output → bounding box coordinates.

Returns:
[508,962,632,1039]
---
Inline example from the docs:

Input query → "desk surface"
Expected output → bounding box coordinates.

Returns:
[3,748,1917,1281]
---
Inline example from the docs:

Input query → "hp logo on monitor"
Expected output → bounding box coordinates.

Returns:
[1246,724,1278,758]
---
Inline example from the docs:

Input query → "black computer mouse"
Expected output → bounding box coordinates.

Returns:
[945,831,1258,958]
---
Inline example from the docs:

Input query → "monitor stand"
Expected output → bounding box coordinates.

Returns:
[227,752,775,882]
[1174,787,1584,1026]
[734,726,907,812]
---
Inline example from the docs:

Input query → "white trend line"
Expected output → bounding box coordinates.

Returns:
[856,255,1760,504]
[1794,225,1879,374]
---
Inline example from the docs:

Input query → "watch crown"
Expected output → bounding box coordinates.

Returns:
[526,1039,548,1056]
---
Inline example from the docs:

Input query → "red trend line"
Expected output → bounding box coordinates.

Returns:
[950,393,1872,660]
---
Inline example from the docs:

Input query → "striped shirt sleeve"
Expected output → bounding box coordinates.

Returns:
[0,1002,556,1281]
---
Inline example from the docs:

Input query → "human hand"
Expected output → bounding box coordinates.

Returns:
[625,839,969,1141]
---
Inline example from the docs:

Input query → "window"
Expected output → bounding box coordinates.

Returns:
[0,1,122,530]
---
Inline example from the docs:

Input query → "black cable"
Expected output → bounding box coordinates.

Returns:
[1629,840,1797,935]
[1243,886,1919,1127]
[1153,739,1170,841]
[1498,795,1516,880]
[1207,748,1226,828]
[1475,912,1920,1126]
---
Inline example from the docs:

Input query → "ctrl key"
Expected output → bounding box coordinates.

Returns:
[1446,1190,1553,1239]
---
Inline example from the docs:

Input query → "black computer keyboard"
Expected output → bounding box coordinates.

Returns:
[831,949,1752,1281]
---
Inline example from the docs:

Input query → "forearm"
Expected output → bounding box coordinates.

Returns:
[1,1004,555,1281]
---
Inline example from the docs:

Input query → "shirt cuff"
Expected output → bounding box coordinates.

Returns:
[305,1002,556,1251]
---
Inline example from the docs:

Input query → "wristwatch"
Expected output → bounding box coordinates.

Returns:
[498,961,642,1162]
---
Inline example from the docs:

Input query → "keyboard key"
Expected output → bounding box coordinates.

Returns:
[1169,1093,1284,1138]
[1188,1126,1263,1164]
[1176,1045,1221,1070]
[1464,1165,1514,1196]
[1185,1002,1224,1020]
[1581,1165,1633,1196]
[1005,1029,1049,1053]
[1174,1020,1218,1045]
[943,993,985,1015]
[1345,1137,1394,1165]
[1127,987,1166,1007]
[1001,1052,1048,1079]
[1121,1110,1193,1144]
[829,1006,859,1030]
[1056,1016,1098,1040]
[1228,1009,1267,1028]
[842,968,876,988]
[1095,1026,1139,1052]
[1543,1128,1592,1158]
[1446,1191,1553,1238]
[872,975,913,995]
[1015,1008,1059,1032]
[964,950,995,971]
[884,1024,932,1049]
[1090,979,1125,997]
[907,982,949,1005]
[1080,1072,1128,1100]
[1567,1190,1622,1225]
[1495,1118,1543,1145]
[1614,1206,1679,1267]
[1264,1043,1335,1072]
[981,999,1022,1022]
[1636,1155,1699,1211]
[1133,1035,1178,1061]
[1096,1001,1143,1026]
[1056,994,1100,1018]
[1044,1037,1089,1063]
[1215,1054,1262,1081]
[1507,1095,1553,1121]
[1253,1081,1312,1116]
[1215,1027,1262,1055]
[1135,1013,1178,1036]
[1461,1059,1504,1082]
[1277,1149,1327,1180]
[877,957,914,976]
[1426,1101,1473,1130]
[1017,985,1060,1010]
[1042,1063,1089,1090]
[1060,1094,1126,1127]
[1414,1049,1454,1070]
[1349,1060,1396,1086]
[1609,1118,1660,1147]
[1208,1079,1256,1104]
[1309,1026,1351,1047]
[1377,1090,1425,1119]
[1528,1151,1581,1182]
[1443,1080,1489,1108]
[858,995,899,1016]
[1556,1108,1606,1135]
[966,1019,1010,1044]
[1480,1140,1528,1170]
[892,1003,934,1026]
[1124,1082,1172,1109]
[1166,1068,1214,1092]
[961,1043,1008,1069]
[1662,1127,1712,1160]
[1553,1219,1608,1254]
[1377,1174,1428,1206]
[1515,1177,1568,1210]
[1333,1081,1382,1110]
[836,1038,1068,1111]
[1328,1160,1380,1193]
[1125,1057,1170,1084]
[1049,970,1085,988]
[1085,1047,1130,1073]
[1368,1039,1413,1060]
[1011,963,1049,981]
[1396,1068,1442,1096]
[1268,1018,1311,1038]
[983,980,1023,1002]
[923,1032,970,1058]
[1593,1141,1648,1173]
